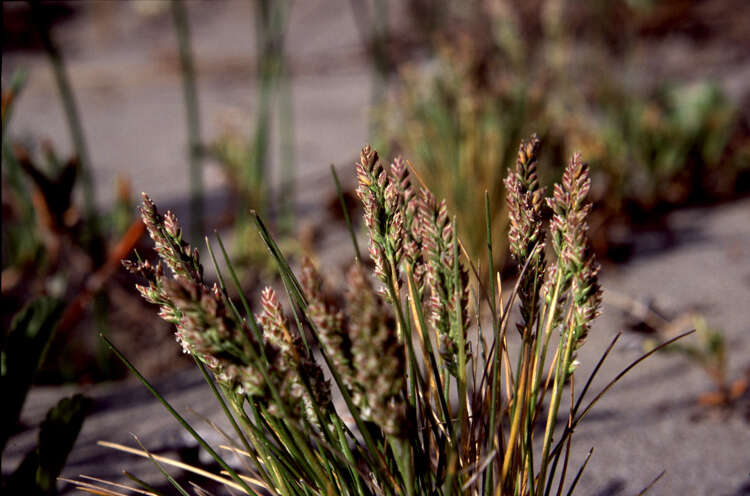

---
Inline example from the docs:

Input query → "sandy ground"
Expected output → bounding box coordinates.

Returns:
[3,1,750,494]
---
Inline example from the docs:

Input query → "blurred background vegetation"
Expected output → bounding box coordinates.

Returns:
[375,0,749,268]
[2,0,748,390]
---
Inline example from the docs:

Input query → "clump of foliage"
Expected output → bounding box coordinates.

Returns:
[74,140,687,495]
[576,81,747,215]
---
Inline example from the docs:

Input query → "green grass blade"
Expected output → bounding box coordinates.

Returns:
[214,233,254,318]
[192,356,255,462]
[563,448,593,496]
[132,434,191,496]
[574,329,695,428]
[204,235,243,321]
[484,190,499,496]
[251,211,305,304]
[333,416,367,496]
[549,330,695,461]
[405,266,455,444]
[636,470,666,495]
[123,470,167,496]
[331,163,362,262]
[452,217,468,459]
[213,232,267,361]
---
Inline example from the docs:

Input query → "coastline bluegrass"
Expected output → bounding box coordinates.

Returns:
[72,138,691,495]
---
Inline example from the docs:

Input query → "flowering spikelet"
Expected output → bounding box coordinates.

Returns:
[257,287,331,423]
[504,135,546,336]
[300,258,355,390]
[122,259,179,322]
[356,146,408,298]
[390,157,427,294]
[547,154,601,351]
[131,195,330,424]
[356,147,390,284]
[163,277,266,397]
[259,287,295,357]
[389,157,417,216]
[345,264,406,437]
[139,193,203,284]
[570,258,601,350]
[418,189,450,333]
[547,154,591,270]
[417,188,470,373]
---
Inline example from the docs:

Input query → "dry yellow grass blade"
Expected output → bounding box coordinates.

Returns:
[97,440,254,492]
[79,475,159,496]
[217,445,272,490]
[58,477,130,496]
[219,470,271,488]
[219,444,252,458]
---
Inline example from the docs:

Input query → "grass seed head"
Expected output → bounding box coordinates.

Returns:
[547,153,601,349]
[138,192,203,284]
[504,135,548,337]
[345,264,406,437]
[300,257,354,390]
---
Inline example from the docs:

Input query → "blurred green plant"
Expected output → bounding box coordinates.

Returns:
[210,127,299,287]
[378,45,533,272]
[379,0,749,269]
[645,315,748,407]
[2,70,43,275]
[170,0,204,245]
[577,82,746,215]
[350,0,394,144]
[3,4,143,383]
[208,0,297,282]
[1,297,91,495]
[29,1,98,234]
[2,61,144,382]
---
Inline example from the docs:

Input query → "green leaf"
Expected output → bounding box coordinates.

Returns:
[1,297,65,454]
[5,394,90,496]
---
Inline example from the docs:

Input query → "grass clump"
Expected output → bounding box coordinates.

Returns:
[78,138,689,495]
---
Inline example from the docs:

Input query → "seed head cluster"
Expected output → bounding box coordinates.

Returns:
[546,154,602,350]
[417,188,470,372]
[504,135,547,336]
[345,264,406,436]
[126,194,330,425]
[356,146,470,374]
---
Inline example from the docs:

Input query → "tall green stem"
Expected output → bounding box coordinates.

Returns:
[537,318,575,495]
[278,53,295,234]
[171,0,203,244]
[251,0,275,203]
